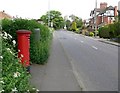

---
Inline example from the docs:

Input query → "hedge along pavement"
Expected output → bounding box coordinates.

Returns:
[1,31,39,92]
[2,18,53,64]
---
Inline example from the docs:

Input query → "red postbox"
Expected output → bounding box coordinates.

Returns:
[16,30,31,70]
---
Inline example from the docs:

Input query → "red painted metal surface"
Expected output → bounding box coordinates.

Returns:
[16,30,31,67]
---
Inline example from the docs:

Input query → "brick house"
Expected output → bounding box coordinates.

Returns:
[89,2,118,30]
[0,10,12,19]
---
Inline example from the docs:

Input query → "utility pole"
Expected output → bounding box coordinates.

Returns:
[94,0,97,37]
[118,1,120,20]
[48,0,50,27]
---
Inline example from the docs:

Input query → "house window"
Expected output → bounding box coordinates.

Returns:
[106,10,114,16]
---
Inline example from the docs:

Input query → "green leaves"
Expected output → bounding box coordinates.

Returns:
[98,21,120,39]
[2,18,53,92]
[71,21,77,31]
[2,18,53,65]
[2,32,32,92]
[40,10,64,29]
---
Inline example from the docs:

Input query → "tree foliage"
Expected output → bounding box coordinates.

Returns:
[69,14,83,29]
[40,10,64,29]
[71,21,77,31]
[65,20,71,30]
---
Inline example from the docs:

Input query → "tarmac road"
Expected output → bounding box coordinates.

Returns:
[30,30,118,91]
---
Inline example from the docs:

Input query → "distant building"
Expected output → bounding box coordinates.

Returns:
[0,10,12,19]
[89,2,118,30]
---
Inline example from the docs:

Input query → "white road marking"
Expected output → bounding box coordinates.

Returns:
[80,41,84,43]
[92,46,98,50]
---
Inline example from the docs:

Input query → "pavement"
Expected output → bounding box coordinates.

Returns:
[30,30,118,91]
[30,32,81,91]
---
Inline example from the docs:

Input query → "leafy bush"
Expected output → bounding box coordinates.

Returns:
[75,28,79,33]
[65,20,71,31]
[89,32,94,37]
[113,21,120,37]
[98,21,120,39]
[71,21,77,31]
[2,18,53,64]
[117,35,120,43]
[98,25,110,38]
[1,31,39,92]
[31,32,52,64]
[108,24,116,38]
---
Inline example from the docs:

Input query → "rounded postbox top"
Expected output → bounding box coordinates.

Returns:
[16,30,31,34]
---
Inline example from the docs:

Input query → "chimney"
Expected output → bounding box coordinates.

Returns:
[100,2,107,10]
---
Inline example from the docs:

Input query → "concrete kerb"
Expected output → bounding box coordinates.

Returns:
[57,35,86,91]
[98,40,120,47]
[78,34,120,47]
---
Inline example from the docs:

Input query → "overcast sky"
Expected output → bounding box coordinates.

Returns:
[0,0,118,20]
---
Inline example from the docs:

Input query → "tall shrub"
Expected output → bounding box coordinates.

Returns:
[98,25,110,38]
[71,21,77,31]
[113,21,120,37]
[107,24,116,38]
[2,18,52,64]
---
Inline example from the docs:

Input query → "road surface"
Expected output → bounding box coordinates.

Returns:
[55,30,118,91]
[30,30,118,91]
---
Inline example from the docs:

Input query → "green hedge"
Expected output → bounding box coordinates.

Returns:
[1,31,38,92]
[98,25,110,38]
[2,18,52,64]
[98,21,120,39]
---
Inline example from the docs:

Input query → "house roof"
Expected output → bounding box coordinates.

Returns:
[0,11,12,19]
[107,6,114,10]
[98,6,115,15]
[90,8,102,16]
[90,5,115,16]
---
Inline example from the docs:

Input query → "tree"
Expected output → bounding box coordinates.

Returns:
[69,14,78,21]
[76,18,83,29]
[69,14,83,29]
[65,20,71,30]
[40,10,64,29]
